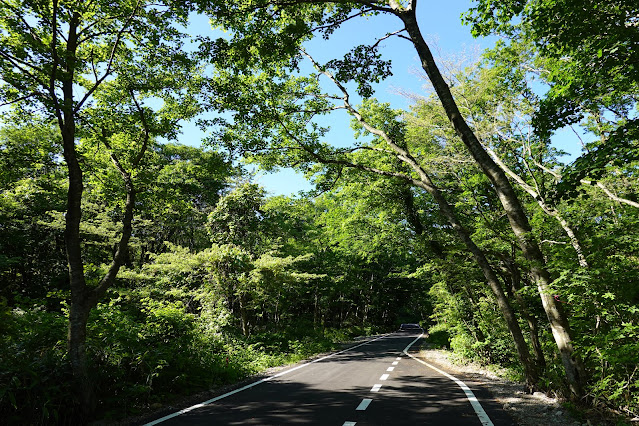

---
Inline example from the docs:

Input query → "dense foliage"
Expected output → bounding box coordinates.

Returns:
[1,0,637,423]
[0,125,425,422]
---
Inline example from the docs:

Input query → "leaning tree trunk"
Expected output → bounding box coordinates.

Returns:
[399,8,584,398]
[302,49,540,390]
[485,145,589,268]
[420,174,540,390]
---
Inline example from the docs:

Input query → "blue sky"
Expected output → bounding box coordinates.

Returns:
[182,1,583,196]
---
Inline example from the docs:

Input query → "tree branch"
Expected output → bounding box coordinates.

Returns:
[49,0,63,127]
[532,158,639,209]
[75,0,143,112]
[300,48,433,184]
[371,29,407,49]
[0,93,37,107]
[484,143,589,267]
[311,9,374,32]
[130,89,150,167]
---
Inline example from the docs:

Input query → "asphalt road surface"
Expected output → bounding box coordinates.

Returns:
[145,332,514,425]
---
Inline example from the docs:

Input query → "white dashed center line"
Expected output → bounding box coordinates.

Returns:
[371,384,382,392]
[343,422,357,426]
[356,398,373,411]
[392,361,399,365]
[380,373,389,380]
[396,357,401,360]
[386,366,395,372]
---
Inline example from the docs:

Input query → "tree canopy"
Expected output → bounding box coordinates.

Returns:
[1,0,638,423]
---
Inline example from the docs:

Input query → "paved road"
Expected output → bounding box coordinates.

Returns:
[146,332,514,425]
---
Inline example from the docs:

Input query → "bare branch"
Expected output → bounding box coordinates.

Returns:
[484,143,589,267]
[340,145,394,154]
[532,159,639,209]
[311,9,374,32]
[130,89,150,167]
[541,240,567,245]
[371,29,407,49]
[584,180,639,209]
[75,0,143,112]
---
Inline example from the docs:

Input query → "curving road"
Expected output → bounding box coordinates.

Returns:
[145,332,514,425]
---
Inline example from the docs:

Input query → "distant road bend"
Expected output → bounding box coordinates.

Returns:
[144,331,513,425]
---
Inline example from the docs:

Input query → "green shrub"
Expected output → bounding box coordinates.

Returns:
[0,304,70,424]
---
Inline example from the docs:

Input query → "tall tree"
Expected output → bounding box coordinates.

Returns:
[205,0,582,396]
[0,0,201,416]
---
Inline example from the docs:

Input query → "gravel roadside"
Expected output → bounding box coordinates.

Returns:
[418,347,608,426]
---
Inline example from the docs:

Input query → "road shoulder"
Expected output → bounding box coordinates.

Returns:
[417,348,586,426]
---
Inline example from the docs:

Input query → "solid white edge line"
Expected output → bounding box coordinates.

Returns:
[144,333,392,425]
[403,331,494,426]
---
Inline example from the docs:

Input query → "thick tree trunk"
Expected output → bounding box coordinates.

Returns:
[67,292,94,415]
[53,10,98,418]
[61,121,97,417]
[399,8,584,398]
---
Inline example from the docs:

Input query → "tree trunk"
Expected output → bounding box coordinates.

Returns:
[421,176,539,391]
[459,285,488,345]
[399,8,584,398]
[61,121,97,417]
[60,76,142,423]
[500,257,547,372]
[314,288,319,326]
[239,296,249,336]
[485,145,589,268]
[306,46,539,390]
[67,291,94,416]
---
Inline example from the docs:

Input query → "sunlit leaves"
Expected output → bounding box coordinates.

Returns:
[464,0,639,193]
